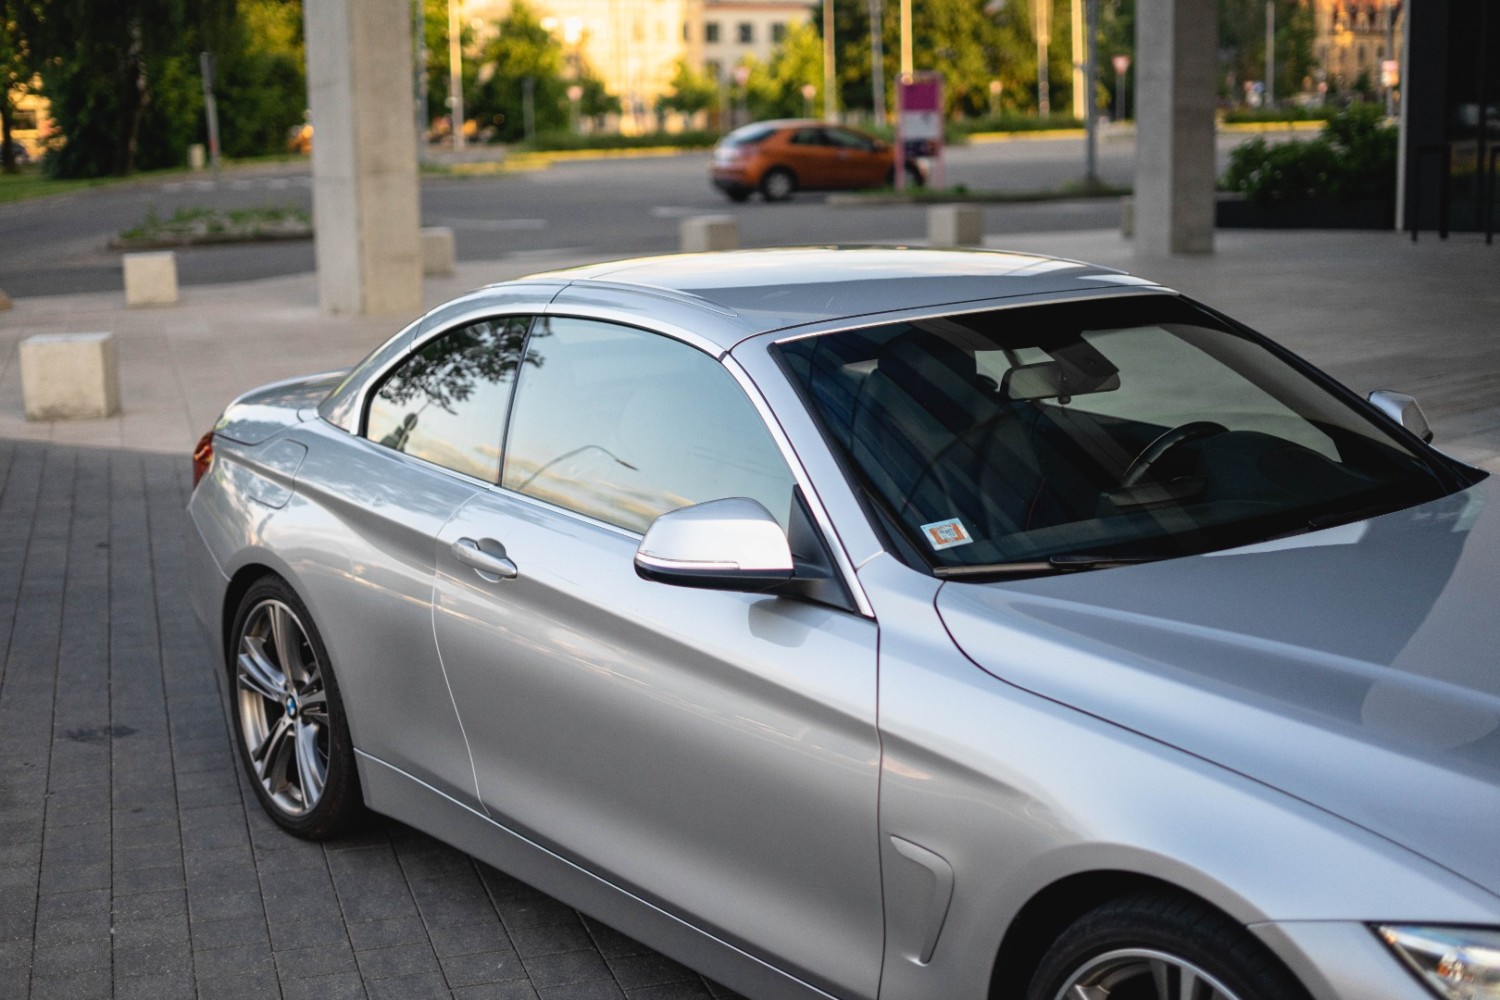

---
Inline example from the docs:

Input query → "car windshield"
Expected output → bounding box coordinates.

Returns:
[775,295,1469,578]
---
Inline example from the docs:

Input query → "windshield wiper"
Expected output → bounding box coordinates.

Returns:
[934,553,1163,579]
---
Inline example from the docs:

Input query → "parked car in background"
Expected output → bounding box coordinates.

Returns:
[188,247,1499,1000]
[710,119,924,202]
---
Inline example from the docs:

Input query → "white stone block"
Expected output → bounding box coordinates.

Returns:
[422,227,457,275]
[19,332,121,421]
[123,251,179,307]
[680,215,739,253]
[1121,196,1135,238]
[188,143,207,170]
[927,205,985,246]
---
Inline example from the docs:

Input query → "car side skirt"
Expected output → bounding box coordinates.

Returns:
[354,750,846,1000]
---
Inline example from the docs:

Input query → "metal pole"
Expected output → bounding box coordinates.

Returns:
[448,0,464,150]
[414,0,429,159]
[824,0,838,121]
[1035,0,1050,117]
[869,0,886,125]
[199,52,221,177]
[1083,0,1098,183]
[1071,0,1084,119]
[1114,64,1124,121]
[1264,0,1275,109]
[1384,0,1396,117]
[523,76,535,143]
[900,0,913,77]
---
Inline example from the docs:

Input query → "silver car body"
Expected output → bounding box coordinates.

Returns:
[186,248,1499,1000]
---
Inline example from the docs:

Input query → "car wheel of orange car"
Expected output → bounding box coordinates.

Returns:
[760,167,796,202]
[725,188,751,203]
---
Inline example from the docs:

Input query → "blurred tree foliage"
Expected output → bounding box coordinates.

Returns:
[1,0,45,172]
[1219,0,1316,104]
[26,0,304,177]
[657,59,718,119]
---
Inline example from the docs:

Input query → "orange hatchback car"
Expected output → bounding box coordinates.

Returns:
[710,119,925,202]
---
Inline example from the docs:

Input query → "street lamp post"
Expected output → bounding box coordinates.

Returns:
[824,0,838,121]
[1034,0,1050,117]
[733,64,751,128]
[448,0,464,150]
[802,83,818,117]
[567,84,583,132]
[1112,53,1130,121]
[989,78,1003,116]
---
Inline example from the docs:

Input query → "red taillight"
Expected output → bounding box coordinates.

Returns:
[192,430,215,488]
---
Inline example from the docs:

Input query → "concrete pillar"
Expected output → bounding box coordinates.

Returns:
[123,251,180,306]
[422,227,456,276]
[1134,0,1217,256]
[927,205,985,246]
[20,333,121,421]
[304,0,422,315]
[680,216,740,252]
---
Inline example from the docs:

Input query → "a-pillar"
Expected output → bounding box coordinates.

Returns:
[303,0,423,315]
[1134,0,1218,256]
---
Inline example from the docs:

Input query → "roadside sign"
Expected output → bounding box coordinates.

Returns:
[897,73,944,191]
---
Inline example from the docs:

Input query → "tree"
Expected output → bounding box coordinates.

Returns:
[1218,0,1316,104]
[656,59,718,119]
[31,0,239,177]
[469,0,570,141]
[215,0,306,158]
[1,0,44,172]
[747,22,822,120]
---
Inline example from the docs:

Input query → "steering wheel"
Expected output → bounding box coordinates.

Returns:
[1119,421,1228,488]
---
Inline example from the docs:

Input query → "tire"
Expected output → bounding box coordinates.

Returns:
[1026,892,1311,1000]
[228,576,365,840]
[725,188,751,203]
[760,167,796,202]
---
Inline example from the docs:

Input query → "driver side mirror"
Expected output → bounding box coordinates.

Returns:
[634,498,794,592]
[1367,389,1434,443]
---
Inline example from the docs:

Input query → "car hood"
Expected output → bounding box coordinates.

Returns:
[936,479,1500,896]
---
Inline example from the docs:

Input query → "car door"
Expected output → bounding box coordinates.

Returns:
[782,125,841,189]
[296,314,531,804]
[430,315,884,999]
[824,127,888,186]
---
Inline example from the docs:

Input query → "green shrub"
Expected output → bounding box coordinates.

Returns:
[518,129,722,152]
[1222,104,1396,204]
[1221,105,1334,124]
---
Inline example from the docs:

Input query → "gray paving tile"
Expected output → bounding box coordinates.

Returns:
[281,971,371,1000]
[441,949,529,988]
[356,940,442,980]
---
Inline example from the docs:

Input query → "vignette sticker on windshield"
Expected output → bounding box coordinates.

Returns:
[920,518,974,551]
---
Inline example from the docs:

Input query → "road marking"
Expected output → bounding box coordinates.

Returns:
[435,218,548,231]
[649,206,710,218]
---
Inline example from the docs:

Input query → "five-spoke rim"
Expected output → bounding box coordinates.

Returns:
[236,599,330,817]
[1052,948,1243,1000]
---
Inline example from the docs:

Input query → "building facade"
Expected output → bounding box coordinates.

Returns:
[1313,0,1404,96]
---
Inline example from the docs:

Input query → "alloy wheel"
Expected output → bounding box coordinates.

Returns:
[1051,948,1244,1000]
[235,599,331,817]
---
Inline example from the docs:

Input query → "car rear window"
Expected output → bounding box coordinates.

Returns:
[724,124,778,146]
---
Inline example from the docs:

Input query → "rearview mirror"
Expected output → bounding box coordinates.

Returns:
[1367,389,1434,443]
[634,498,794,592]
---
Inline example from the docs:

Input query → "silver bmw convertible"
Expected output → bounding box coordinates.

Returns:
[186,247,1500,1000]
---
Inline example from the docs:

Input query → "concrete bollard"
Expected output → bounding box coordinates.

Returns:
[19,332,121,421]
[422,227,456,276]
[123,251,179,307]
[188,143,207,171]
[927,204,984,246]
[1120,196,1135,238]
[680,215,739,253]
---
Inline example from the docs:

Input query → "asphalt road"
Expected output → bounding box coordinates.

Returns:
[0,131,1267,298]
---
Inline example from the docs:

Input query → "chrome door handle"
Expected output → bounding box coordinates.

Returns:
[452,537,518,580]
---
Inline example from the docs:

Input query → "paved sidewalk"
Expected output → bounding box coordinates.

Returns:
[0,229,1497,1000]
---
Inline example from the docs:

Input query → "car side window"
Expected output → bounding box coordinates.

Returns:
[826,128,873,151]
[365,316,533,482]
[791,128,822,146]
[501,317,796,534]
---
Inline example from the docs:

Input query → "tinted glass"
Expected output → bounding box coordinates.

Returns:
[366,317,533,482]
[776,296,1462,577]
[723,123,777,146]
[503,317,795,533]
